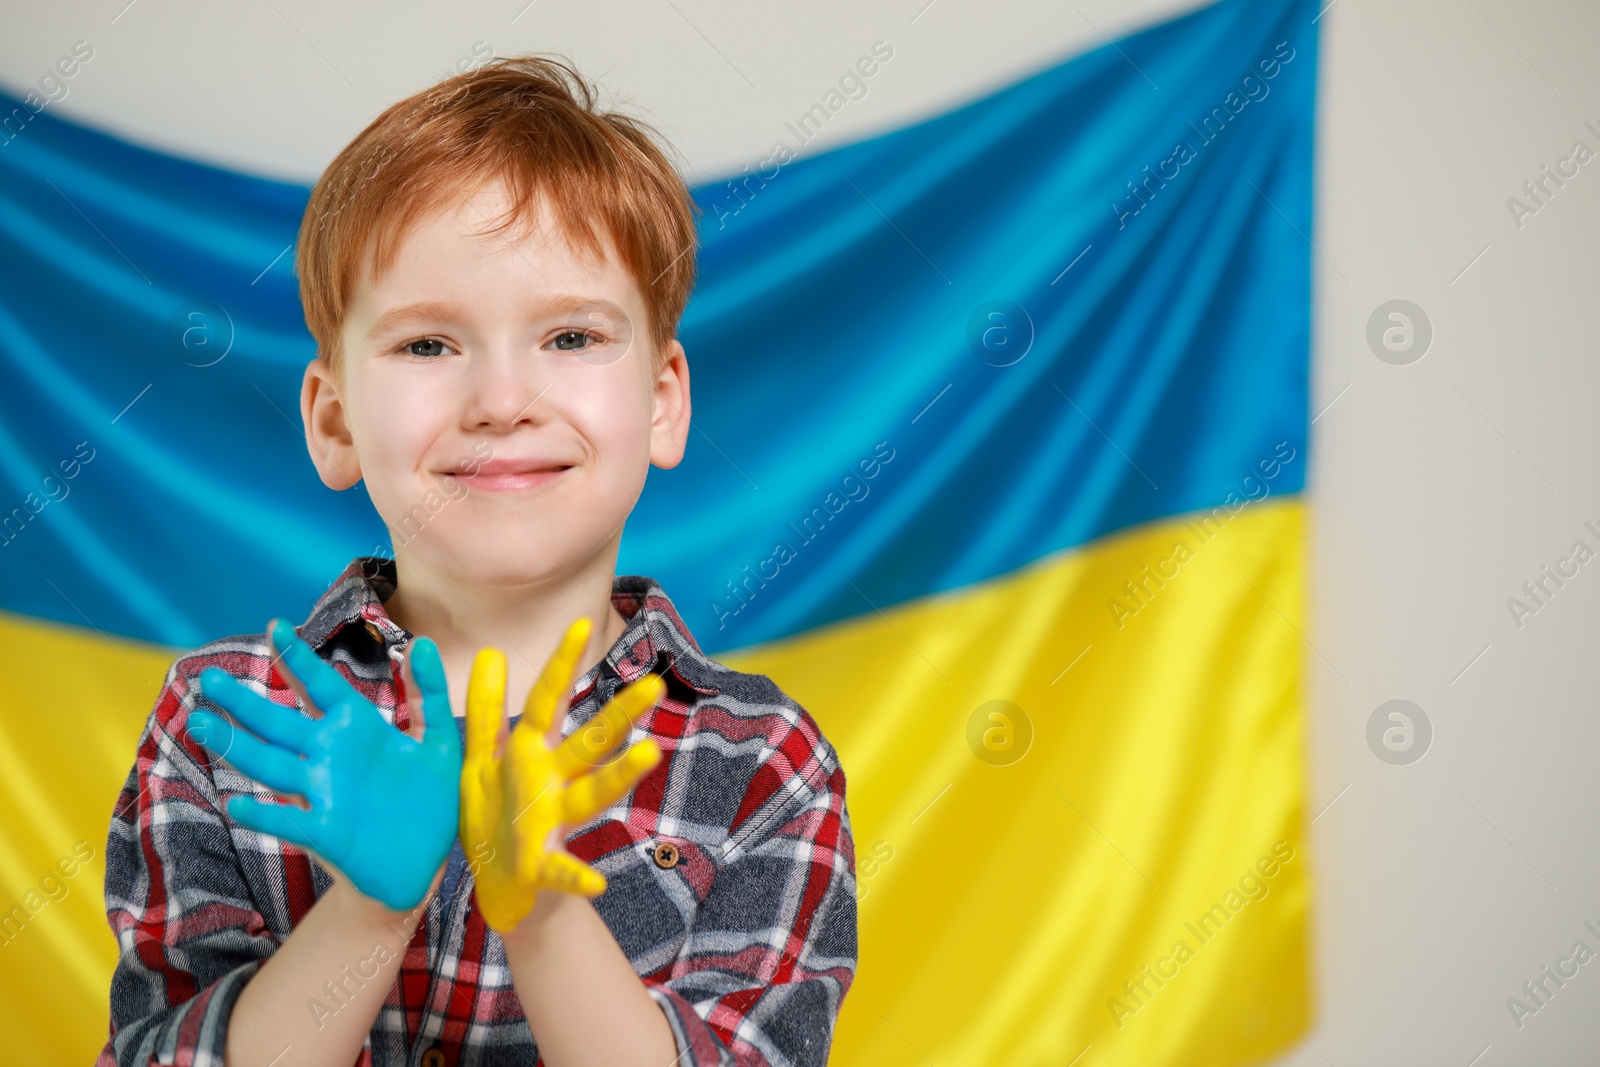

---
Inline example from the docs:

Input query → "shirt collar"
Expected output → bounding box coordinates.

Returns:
[296,556,718,700]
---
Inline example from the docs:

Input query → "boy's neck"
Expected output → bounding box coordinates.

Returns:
[378,550,632,714]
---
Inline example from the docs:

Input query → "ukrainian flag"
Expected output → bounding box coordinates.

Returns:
[0,0,1316,1062]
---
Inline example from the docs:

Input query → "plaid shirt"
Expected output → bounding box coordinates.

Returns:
[99,557,858,1067]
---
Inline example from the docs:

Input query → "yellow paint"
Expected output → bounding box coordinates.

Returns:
[461,615,664,931]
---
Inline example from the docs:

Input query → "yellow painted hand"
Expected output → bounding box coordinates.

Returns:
[461,615,665,932]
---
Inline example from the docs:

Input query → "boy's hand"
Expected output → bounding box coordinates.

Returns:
[462,615,664,933]
[189,618,462,913]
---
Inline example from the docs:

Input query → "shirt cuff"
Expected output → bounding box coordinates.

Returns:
[100,957,264,1067]
[645,983,736,1067]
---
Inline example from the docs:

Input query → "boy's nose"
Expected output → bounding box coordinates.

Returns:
[461,351,552,428]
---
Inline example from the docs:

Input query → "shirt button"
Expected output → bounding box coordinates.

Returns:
[421,1049,446,1067]
[652,842,680,869]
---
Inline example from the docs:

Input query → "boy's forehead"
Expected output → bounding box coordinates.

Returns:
[349,182,643,327]
[381,184,605,279]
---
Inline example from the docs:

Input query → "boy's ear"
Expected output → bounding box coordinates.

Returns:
[301,355,363,491]
[648,339,691,471]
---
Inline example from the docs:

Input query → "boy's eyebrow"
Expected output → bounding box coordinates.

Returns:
[365,295,630,339]
[366,300,467,339]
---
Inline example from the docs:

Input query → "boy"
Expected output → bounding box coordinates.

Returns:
[99,54,858,1067]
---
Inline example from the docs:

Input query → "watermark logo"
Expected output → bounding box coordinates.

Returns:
[166,299,235,367]
[966,699,1033,766]
[1107,840,1296,1029]
[1366,300,1431,366]
[854,839,895,902]
[0,41,95,149]
[1107,441,1297,629]
[570,306,634,368]
[1506,121,1600,230]
[710,441,896,630]
[0,840,97,948]
[1111,40,1297,230]
[709,40,897,232]
[1506,521,1600,629]
[0,440,96,549]
[1507,920,1600,1030]
[966,300,1034,367]
[1366,699,1431,766]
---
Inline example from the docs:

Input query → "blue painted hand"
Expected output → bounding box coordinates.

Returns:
[189,618,462,912]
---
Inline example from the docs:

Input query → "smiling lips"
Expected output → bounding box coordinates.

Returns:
[445,458,574,493]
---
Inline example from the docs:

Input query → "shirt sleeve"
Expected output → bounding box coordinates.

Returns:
[644,711,859,1067]
[98,657,281,1067]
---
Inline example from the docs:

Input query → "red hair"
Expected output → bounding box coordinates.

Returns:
[296,54,701,381]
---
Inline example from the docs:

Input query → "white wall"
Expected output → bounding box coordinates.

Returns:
[1293,2,1600,1064]
[5,1,1598,1063]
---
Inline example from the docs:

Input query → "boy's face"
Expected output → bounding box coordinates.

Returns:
[301,178,690,590]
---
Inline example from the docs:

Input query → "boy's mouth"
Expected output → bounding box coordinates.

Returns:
[444,458,575,493]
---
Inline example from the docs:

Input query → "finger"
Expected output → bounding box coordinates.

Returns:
[506,730,558,887]
[189,709,310,797]
[561,739,662,826]
[224,793,324,852]
[196,667,314,756]
[541,850,607,898]
[398,643,424,742]
[553,673,664,779]
[465,647,508,764]
[260,618,321,725]
[462,752,504,857]
[407,637,459,759]
[523,616,590,736]
[267,618,363,723]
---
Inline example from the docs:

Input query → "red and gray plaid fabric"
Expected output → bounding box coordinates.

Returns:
[98,557,858,1066]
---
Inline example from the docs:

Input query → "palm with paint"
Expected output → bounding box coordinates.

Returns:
[461,615,666,932]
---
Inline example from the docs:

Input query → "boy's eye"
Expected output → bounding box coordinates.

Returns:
[550,329,600,352]
[399,337,450,359]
